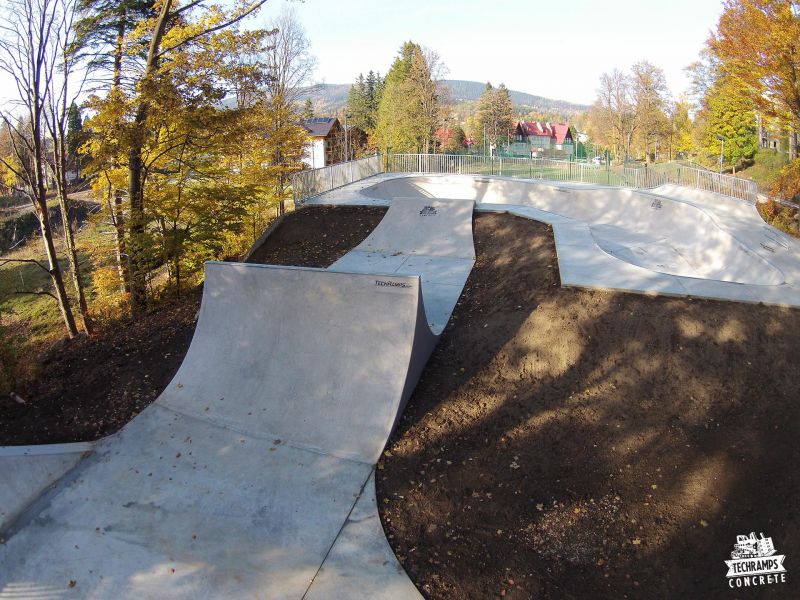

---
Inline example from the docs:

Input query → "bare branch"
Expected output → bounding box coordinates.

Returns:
[0,258,52,274]
[12,289,58,302]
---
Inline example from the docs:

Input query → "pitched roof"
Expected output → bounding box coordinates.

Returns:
[552,123,572,145]
[516,121,572,143]
[303,117,339,137]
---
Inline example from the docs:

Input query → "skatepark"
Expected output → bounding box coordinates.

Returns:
[2,169,800,599]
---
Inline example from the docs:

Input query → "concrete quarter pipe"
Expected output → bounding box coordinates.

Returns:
[0,198,476,599]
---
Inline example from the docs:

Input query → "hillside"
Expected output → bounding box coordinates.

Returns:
[444,79,588,112]
[298,79,589,117]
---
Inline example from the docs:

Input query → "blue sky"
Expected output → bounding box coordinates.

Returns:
[260,0,724,105]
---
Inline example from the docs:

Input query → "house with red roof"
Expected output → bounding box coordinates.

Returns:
[509,121,575,159]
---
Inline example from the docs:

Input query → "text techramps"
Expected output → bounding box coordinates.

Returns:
[0,197,475,599]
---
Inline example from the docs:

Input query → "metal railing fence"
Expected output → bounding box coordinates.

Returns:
[290,153,759,206]
[386,153,624,185]
[386,154,758,203]
[291,153,383,207]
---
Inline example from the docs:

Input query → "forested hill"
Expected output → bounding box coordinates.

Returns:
[443,80,589,113]
[299,79,589,115]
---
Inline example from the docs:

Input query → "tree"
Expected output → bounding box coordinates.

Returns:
[302,98,314,120]
[44,0,93,333]
[588,69,636,163]
[696,74,757,172]
[667,98,695,159]
[262,7,315,216]
[438,124,465,153]
[630,61,670,162]
[476,82,515,153]
[710,0,800,158]
[66,103,84,164]
[74,0,155,296]
[374,42,445,153]
[84,0,270,311]
[347,72,384,135]
[0,0,79,337]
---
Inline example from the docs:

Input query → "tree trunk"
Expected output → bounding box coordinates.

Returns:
[127,0,173,313]
[110,188,130,292]
[55,175,92,334]
[32,106,78,337]
[36,197,78,337]
[51,105,92,334]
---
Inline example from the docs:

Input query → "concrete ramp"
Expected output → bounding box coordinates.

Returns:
[0,263,440,599]
[332,197,475,334]
[161,263,436,463]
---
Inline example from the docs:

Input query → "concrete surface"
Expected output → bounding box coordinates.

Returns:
[305,473,422,600]
[0,443,91,532]
[309,173,800,307]
[1,197,475,599]
[331,197,475,334]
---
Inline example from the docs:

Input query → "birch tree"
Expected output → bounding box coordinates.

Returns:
[0,0,79,337]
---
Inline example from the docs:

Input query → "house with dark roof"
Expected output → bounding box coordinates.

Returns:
[302,117,345,168]
[508,121,574,159]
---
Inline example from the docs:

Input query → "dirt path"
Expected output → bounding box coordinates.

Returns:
[0,206,384,445]
[378,211,800,600]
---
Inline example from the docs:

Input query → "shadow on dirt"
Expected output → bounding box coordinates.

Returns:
[378,212,799,600]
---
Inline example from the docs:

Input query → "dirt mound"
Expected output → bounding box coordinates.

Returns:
[378,211,800,599]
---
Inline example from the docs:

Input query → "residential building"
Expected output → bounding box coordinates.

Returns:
[507,121,575,159]
[302,117,345,168]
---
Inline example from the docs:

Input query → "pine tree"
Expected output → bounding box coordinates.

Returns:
[303,98,314,120]
[374,42,443,153]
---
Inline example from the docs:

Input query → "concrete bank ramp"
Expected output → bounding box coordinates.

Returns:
[331,197,475,334]
[0,263,440,599]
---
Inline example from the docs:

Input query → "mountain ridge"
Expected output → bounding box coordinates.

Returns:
[299,79,589,116]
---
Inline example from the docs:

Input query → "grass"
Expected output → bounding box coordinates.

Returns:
[0,198,114,362]
[737,149,790,193]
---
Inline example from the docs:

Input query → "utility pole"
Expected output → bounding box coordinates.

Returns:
[344,113,350,162]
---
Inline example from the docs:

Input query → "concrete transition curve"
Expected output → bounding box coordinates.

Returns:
[0,197,475,599]
[314,173,800,307]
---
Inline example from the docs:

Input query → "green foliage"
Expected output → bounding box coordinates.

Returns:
[347,70,384,135]
[66,102,84,160]
[695,75,757,170]
[374,41,442,153]
[302,98,314,120]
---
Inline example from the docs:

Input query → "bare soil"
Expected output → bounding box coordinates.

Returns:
[0,206,382,445]
[3,205,798,600]
[245,205,387,266]
[377,212,800,599]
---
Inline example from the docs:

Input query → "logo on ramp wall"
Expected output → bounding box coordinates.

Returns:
[419,205,438,216]
[724,532,787,588]
[375,279,411,288]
